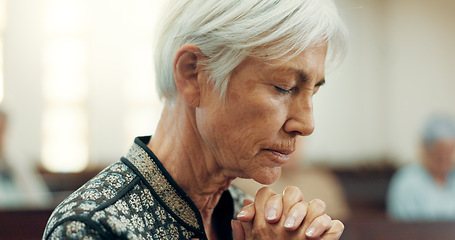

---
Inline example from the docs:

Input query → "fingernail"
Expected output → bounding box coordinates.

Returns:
[284,217,295,228]
[237,210,247,218]
[266,208,277,220]
[306,227,315,237]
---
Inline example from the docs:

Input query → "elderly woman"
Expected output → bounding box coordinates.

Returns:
[43,0,348,239]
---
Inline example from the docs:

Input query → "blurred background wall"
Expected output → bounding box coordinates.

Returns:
[308,0,455,165]
[1,0,454,172]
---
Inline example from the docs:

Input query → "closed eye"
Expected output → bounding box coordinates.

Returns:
[275,86,293,94]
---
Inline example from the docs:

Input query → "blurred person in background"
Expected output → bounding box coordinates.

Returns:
[0,109,24,207]
[233,137,350,221]
[0,109,51,208]
[387,114,455,221]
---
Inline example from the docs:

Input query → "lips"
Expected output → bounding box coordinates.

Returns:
[272,148,294,155]
[266,148,294,164]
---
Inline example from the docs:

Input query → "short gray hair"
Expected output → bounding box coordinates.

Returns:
[423,114,455,146]
[154,0,348,102]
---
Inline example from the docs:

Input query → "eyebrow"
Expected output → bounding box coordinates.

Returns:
[297,71,326,87]
[316,79,326,87]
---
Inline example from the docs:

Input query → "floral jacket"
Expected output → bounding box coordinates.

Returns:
[43,136,247,240]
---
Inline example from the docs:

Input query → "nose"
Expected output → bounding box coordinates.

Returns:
[283,95,315,136]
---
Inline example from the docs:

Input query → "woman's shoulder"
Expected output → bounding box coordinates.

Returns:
[389,162,430,194]
[393,163,427,181]
[43,161,141,239]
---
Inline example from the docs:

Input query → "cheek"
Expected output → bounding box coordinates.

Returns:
[196,88,289,162]
[224,106,286,155]
[227,93,287,130]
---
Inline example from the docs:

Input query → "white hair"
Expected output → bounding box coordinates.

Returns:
[422,114,455,146]
[154,0,348,102]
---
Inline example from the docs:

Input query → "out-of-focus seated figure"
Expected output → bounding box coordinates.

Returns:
[233,137,351,221]
[387,114,455,221]
[0,109,51,208]
[0,110,25,207]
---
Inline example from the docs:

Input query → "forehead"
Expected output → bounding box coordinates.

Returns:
[230,44,327,86]
[433,139,455,146]
[427,139,455,151]
[261,45,327,80]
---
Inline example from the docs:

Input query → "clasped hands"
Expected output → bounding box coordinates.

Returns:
[231,186,344,240]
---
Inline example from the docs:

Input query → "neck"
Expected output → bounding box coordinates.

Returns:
[148,100,234,220]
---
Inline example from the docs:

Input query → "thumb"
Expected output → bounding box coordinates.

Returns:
[237,201,255,222]
[231,220,245,240]
[243,198,254,206]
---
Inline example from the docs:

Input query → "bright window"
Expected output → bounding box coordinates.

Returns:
[0,0,6,104]
[41,0,165,172]
[41,0,88,172]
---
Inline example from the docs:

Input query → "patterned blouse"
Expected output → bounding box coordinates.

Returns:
[43,136,248,240]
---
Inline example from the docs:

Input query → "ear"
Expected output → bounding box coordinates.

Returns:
[173,44,206,107]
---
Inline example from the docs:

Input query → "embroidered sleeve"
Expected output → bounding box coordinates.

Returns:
[46,220,103,240]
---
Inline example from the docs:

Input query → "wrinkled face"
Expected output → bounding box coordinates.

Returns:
[196,44,327,184]
[424,139,455,178]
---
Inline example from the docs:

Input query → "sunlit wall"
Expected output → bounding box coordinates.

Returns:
[0,0,5,104]
[3,0,165,172]
[305,0,455,165]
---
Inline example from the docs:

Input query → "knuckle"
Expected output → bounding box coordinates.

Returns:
[265,194,282,211]
[323,213,332,222]
[312,214,330,229]
[295,201,307,209]
[288,202,307,218]
[293,201,308,213]
[310,198,327,211]
[283,186,304,201]
[268,194,282,205]
[283,186,302,196]
[332,220,345,232]
[284,185,300,193]
[257,186,276,196]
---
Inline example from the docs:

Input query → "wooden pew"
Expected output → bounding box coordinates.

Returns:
[0,209,53,240]
[342,217,455,240]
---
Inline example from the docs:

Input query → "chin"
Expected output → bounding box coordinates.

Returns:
[253,167,282,185]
